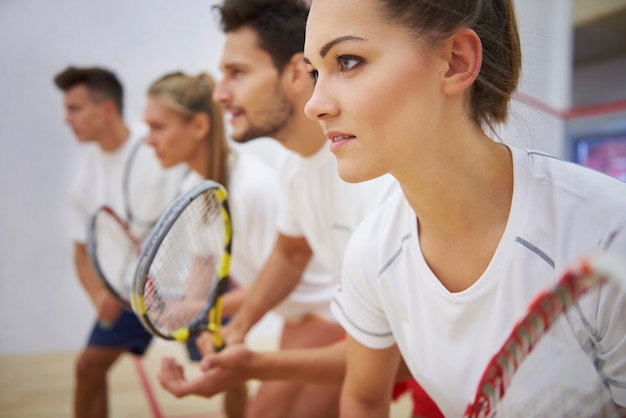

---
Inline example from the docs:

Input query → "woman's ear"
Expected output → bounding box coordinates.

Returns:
[441,28,482,96]
[281,52,313,94]
[190,112,211,141]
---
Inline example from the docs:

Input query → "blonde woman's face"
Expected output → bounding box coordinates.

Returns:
[144,95,199,169]
[303,0,445,183]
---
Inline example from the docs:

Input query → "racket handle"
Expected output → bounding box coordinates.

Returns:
[209,295,225,351]
[212,333,225,352]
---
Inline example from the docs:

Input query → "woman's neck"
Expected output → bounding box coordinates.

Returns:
[398,134,513,292]
[188,142,211,179]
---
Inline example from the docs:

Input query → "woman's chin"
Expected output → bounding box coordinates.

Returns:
[337,166,380,184]
[158,159,176,169]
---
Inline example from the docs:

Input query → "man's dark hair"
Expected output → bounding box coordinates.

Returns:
[53,66,124,115]
[213,0,309,71]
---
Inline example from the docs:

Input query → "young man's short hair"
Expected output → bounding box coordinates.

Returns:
[54,66,124,115]
[213,0,309,71]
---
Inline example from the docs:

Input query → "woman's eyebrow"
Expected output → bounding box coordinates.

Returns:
[317,35,366,58]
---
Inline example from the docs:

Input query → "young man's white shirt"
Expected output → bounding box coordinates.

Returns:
[331,145,626,416]
[277,144,398,280]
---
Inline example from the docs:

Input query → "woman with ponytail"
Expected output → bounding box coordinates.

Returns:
[303,0,626,416]
[144,71,338,417]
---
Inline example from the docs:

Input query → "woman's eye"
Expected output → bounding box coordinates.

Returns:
[308,69,319,81]
[338,56,360,72]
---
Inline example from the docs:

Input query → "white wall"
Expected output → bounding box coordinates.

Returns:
[572,54,626,108]
[511,2,626,158]
[0,0,287,355]
[498,0,572,157]
[0,0,579,355]
[567,52,626,155]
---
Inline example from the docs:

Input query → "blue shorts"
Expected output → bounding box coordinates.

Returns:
[87,309,153,356]
[87,309,230,361]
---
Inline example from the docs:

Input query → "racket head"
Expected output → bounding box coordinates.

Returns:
[131,179,232,347]
[464,252,626,418]
[86,206,141,310]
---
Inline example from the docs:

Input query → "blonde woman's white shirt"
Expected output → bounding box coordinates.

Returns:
[331,145,626,417]
[70,127,184,244]
[183,151,337,323]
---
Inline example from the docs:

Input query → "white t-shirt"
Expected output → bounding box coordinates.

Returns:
[331,145,626,417]
[181,151,337,322]
[70,127,185,244]
[277,144,398,280]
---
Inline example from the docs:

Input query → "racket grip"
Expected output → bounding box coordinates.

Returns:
[212,333,225,352]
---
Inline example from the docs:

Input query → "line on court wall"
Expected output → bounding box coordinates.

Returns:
[514,92,626,120]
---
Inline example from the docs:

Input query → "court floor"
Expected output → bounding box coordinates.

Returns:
[0,338,412,418]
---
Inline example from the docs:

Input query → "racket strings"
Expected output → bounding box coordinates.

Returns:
[471,329,620,418]
[468,276,581,416]
[143,190,225,335]
[492,382,618,418]
[464,260,623,418]
[93,209,138,302]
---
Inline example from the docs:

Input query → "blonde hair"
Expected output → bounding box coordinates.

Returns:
[148,72,231,187]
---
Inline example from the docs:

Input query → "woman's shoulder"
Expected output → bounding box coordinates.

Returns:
[517,146,626,192]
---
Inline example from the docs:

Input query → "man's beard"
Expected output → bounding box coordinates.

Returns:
[232,91,293,143]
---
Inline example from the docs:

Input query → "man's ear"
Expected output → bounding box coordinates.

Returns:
[441,28,482,96]
[190,112,211,141]
[281,52,313,94]
[101,99,119,118]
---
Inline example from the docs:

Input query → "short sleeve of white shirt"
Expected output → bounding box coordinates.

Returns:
[228,150,337,319]
[275,150,305,238]
[69,146,100,243]
[330,191,405,349]
[227,152,280,287]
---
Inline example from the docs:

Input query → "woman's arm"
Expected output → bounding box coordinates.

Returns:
[340,335,401,418]
[159,336,415,399]
[222,233,312,344]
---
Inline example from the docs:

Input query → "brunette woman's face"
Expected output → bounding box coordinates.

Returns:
[304,0,446,183]
[144,95,200,169]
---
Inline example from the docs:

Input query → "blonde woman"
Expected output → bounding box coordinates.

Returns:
[145,71,338,417]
